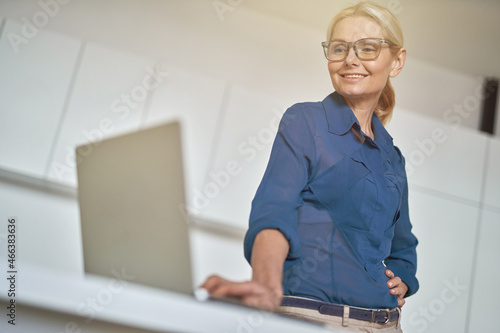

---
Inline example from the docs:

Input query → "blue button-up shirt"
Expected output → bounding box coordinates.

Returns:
[244,92,418,309]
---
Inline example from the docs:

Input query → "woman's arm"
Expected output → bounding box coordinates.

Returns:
[384,156,419,305]
[203,107,314,310]
[250,229,289,307]
[201,229,289,310]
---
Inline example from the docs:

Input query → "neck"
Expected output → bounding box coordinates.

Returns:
[343,96,378,140]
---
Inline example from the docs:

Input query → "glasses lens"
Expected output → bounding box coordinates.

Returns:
[326,41,348,61]
[355,39,381,60]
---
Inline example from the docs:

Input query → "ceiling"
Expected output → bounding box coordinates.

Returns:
[240,0,500,79]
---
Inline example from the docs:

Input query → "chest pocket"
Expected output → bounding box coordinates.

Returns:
[308,153,377,231]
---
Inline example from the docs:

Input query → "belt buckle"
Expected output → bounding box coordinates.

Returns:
[371,309,390,324]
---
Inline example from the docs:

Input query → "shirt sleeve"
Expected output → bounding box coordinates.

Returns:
[243,105,316,264]
[384,161,419,297]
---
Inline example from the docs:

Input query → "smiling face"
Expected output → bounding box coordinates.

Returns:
[328,16,405,105]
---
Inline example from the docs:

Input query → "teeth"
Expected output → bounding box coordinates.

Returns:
[344,74,365,78]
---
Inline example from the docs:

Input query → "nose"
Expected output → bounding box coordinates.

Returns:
[345,46,359,66]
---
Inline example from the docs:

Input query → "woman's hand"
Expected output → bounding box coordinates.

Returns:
[200,229,288,311]
[385,269,408,308]
[200,275,283,311]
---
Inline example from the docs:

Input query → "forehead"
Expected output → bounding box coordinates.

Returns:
[332,16,384,41]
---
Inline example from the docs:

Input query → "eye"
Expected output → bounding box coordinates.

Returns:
[361,46,376,52]
[331,43,347,54]
[358,41,379,54]
[333,47,347,54]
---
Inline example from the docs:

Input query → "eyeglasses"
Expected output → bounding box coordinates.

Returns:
[321,38,396,61]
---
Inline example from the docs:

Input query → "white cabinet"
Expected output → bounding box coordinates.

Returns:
[0,181,81,272]
[483,138,500,209]
[468,209,500,332]
[196,84,287,228]
[388,108,488,203]
[144,67,226,209]
[46,42,156,185]
[0,19,81,178]
[401,190,477,333]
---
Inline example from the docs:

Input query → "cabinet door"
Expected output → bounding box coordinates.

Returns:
[483,138,500,209]
[47,42,156,186]
[194,84,286,228]
[144,66,226,210]
[468,210,500,332]
[0,19,81,178]
[388,108,488,203]
[401,191,477,333]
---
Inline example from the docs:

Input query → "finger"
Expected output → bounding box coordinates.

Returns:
[399,283,408,297]
[398,298,406,308]
[211,281,264,299]
[390,286,408,300]
[390,286,403,296]
[387,276,402,288]
[385,269,394,278]
[200,275,227,292]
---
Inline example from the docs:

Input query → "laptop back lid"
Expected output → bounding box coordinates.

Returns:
[76,121,193,294]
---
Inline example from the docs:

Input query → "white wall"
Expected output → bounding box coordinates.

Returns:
[0,1,498,332]
[386,109,497,333]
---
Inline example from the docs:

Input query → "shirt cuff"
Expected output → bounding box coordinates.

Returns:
[243,221,300,265]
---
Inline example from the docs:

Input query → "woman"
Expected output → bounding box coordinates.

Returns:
[202,2,418,331]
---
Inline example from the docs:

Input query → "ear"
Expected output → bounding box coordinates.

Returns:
[389,48,406,78]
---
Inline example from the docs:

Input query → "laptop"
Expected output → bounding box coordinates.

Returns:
[76,121,193,295]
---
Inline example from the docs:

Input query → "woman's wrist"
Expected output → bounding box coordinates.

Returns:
[252,275,283,295]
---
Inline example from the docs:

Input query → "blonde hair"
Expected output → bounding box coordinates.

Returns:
[327,1,403,125]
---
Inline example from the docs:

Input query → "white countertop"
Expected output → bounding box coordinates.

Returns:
[1,262,337,333]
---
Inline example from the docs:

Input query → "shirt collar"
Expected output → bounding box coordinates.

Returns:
[371,111,394,154]
[322,92,394,154]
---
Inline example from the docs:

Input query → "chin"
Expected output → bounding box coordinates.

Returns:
[334,88,366,99]
[332,82,361,95]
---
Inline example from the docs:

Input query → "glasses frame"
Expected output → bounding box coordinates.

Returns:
[321,38,396,62]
